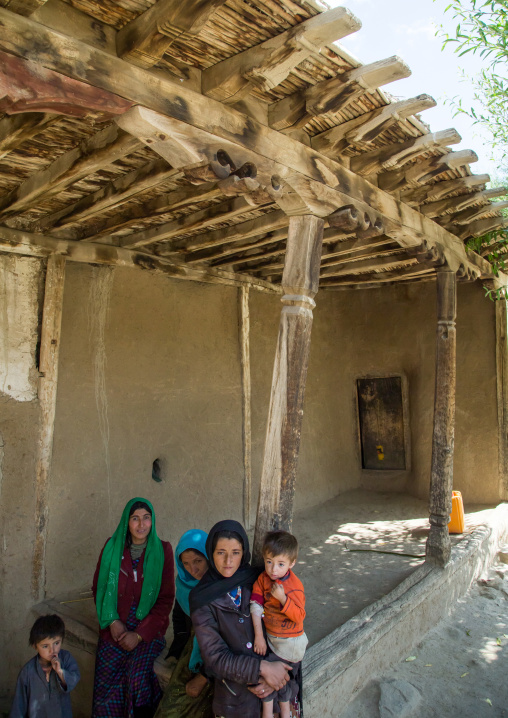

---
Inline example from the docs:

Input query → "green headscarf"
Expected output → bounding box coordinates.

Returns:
[95,497,165,630]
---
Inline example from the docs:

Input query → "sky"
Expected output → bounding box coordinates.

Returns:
[325,0,500,180]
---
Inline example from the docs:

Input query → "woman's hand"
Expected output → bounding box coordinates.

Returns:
[248,678,271,698]
[185,673,208,698]
[259,660,291,691]
[118,631,140,652]
[109,620,127,643]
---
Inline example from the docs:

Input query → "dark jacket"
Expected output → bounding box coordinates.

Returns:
[10,649,80,718]
[192,585,262,718]
[166,599,192,660]
[92,539,175,644]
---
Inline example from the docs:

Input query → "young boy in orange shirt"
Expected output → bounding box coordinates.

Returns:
[250,530,308,718]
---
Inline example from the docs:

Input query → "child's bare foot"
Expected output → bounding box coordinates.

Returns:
[185,673,208,698]
[262,698,274,718]
[279,700,291,718]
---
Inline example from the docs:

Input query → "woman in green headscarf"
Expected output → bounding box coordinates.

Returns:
[92,498,175,718]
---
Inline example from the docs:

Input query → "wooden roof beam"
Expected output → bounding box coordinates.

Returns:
[321,267,437,288]
[312,94,436,156]
[0,111,56,161]
[0,124,142,218]
[378,149,479,193]
[0,14,485,278]
[202,7,361,103]
[80,183,224,241]
[116,0,227,69]
[3,0,48,17]
[0,223,281,293]
[449,199,508,226]
[38,159,179,234]
[118,195,273,250]
[457,216,508,241]
[421,186,507,219]
[185,228,288,265]
[350,128,461,177]
[269,55,411,132]
[320,250,413,277]
[402,173,491,206]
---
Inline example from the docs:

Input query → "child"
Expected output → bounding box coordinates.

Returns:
[10,614,80,718]
[250,530,308,718]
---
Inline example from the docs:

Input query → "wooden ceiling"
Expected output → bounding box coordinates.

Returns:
[0,0,505,293]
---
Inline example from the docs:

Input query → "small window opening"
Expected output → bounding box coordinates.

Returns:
[152,458,163,483]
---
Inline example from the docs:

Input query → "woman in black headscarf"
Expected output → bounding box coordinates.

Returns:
[189,520,291,718]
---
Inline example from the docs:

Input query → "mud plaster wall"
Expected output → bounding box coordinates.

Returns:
[0,264,499,710]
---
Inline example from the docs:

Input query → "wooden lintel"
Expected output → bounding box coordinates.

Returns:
[0,224,281,293]
[39,159,179,234]
[269,55,411,132]
[0,124,142,218]
[311,94,436,156]
[350,128,461,177]
[116,0,227,68]
[0,49,133,117]
[32,252,66,600]
[202,7,361,102]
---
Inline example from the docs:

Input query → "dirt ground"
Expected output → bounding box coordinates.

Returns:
[340,553,508,718]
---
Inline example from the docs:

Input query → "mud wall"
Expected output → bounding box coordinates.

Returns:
[0,260,500,712]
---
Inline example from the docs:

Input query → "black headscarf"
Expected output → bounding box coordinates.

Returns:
[189,520,261,613]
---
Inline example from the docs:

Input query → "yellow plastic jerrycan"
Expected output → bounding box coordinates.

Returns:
[448,490,465,534]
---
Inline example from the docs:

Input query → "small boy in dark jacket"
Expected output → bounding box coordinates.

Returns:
[10,614,80,718]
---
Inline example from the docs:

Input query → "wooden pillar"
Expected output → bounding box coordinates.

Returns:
[253,215,324,562]
[32,254,66,600]
[426,267,456,567]
[239,285,252,528]
[496,298,508,500]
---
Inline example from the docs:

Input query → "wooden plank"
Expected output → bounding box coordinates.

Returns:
[0,224,281,293]
[350,129,461,177]
[32,0,117,55]
[0,111,56,160]
[0,13,488,278]
[457,216,508,241]
[321,264,437,287]
[239,286,252,528]
[32,253,66,599]
[202,7,361,102]
[269,56,411,132]
[312,94,436,156]
[116,0,227,68]
[0,49,133,116]
[0,124,142,217]
[426,269,456,567]
[119,195,271,249]
[39,159,179,234]
[496,299,508,500]
[253,215,324,562]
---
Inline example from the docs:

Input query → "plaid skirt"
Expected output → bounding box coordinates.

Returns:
[93,599,165,717]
